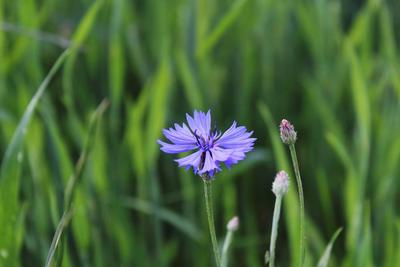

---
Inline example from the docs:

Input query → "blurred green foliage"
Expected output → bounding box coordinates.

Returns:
[0,0,400,266]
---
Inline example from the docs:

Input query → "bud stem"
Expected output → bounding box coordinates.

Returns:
[268,194,283,267]
[289,144,305,267]
[221,230,234,267]
[203,180,221,267]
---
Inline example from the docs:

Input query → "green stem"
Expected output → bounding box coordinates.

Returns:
[289,144,305,267]
[203,180,221,267]
[221,230,233,267]
[268,195,282,267]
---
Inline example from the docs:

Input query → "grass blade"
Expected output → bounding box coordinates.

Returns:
[45,99,109,267]
[121,197,203,242]
[0,48,70,176]
[197,0,248,57]
[45,210,74,267]
[317,228,343,267]
[62,0,104,144]
[0,48,70,266]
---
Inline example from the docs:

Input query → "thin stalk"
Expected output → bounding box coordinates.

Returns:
[289,144,305,267]
[221,230,233,267]
[203,180,221,267]
[268,195,282,267]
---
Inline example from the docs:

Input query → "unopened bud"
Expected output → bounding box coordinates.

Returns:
[272,171,289,197]
[227,216,239,231]
[280,119,297,145]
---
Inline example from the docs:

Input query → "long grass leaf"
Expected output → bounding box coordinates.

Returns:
[121,197,203,242]
[0,48,70,177]
[0,48,70,266]
[45,210,74,267]
[62,0,104,144]
[176,50,204,109]
[317,228,343,267]
[45,99,109,267]
[197,0,247,57]
[109,0,125,131]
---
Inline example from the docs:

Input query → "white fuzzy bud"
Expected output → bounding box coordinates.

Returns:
[272,171,289,197]
[227,216,239,231]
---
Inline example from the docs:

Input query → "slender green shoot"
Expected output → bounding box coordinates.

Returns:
[267,170,289,267]
[221,216,239,267]
[268,195,283,267]
[289,144,305,267]
[221,230,233,267]
[203,180,221,267]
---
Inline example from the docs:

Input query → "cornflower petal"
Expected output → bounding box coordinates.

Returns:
[209,147,231,162]
[194,110,211,136]
[175,150,203,170]
[157,140,197,154]
[186,110,211,137]
[186,113,200,135]
[162,127,196,145]
[199,151,221,174]
[216,122,256,154]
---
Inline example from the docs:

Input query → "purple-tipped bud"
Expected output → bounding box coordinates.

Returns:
[272,171,289,197]
[280,119,297,145]
[227,216,239,231]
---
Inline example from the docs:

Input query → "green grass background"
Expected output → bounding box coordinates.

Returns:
[1,0,400,266]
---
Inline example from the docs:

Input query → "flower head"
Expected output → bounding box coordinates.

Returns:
[272,171,289,197]
[227,216,239,231]
[158,110,256,178]
[279,119,297,145]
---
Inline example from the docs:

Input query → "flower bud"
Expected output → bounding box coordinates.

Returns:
[272,171,289,197]
[227,216,239,231]
[280,119,297,145]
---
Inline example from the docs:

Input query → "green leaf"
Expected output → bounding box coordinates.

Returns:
[45,99,109,267]
[197,0,248,57]
[121,197,203,242]
[176,50,204,109]
[0,48,70,267]
[62,0,104,144]
[317,228,343,267]
[45,210,74,267]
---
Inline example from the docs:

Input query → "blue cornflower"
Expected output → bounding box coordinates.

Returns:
[158,110,256,178]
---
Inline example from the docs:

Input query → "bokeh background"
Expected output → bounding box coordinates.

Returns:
[1,0,400,266]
